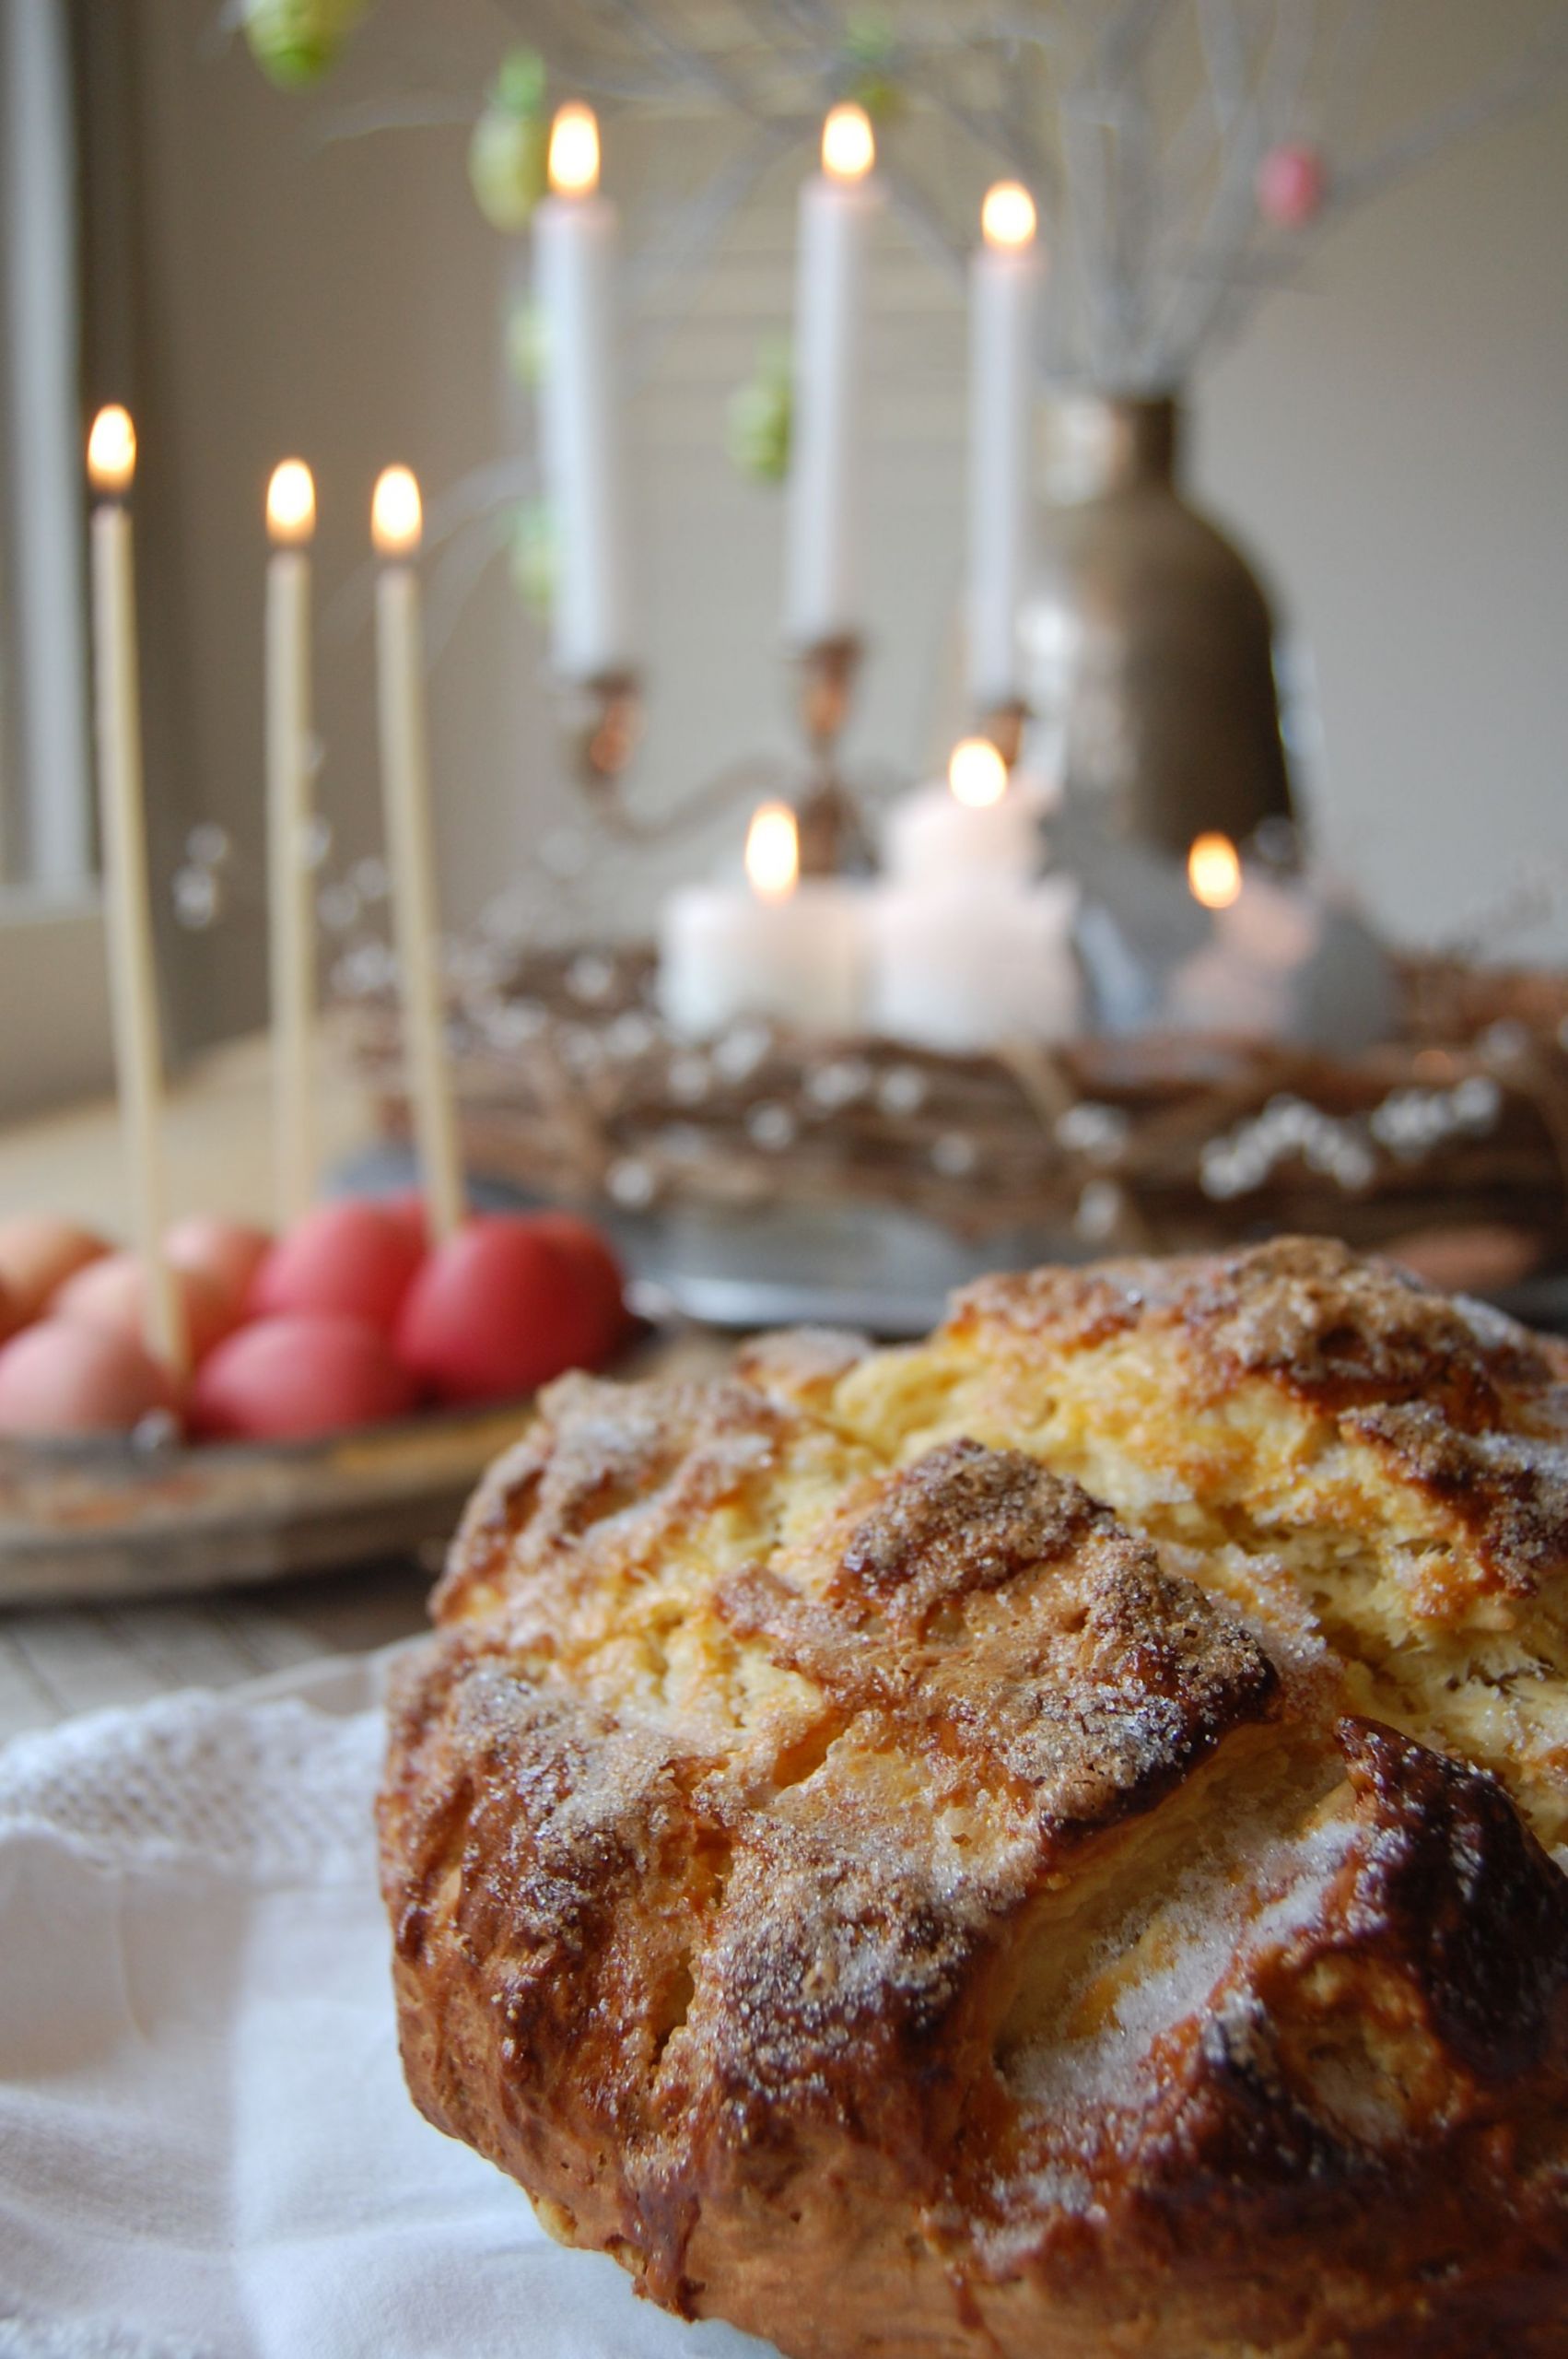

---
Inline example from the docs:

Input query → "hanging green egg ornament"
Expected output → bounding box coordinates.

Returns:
[494,48,546,116]
[726,342,792,487]
[841,12,902,124]
[509,499,556,617]
[242,0,368,90]
[468,49,550,234]
[470,113,550,233]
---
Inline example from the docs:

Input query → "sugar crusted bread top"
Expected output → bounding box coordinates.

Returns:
[380,1238,1568,2359]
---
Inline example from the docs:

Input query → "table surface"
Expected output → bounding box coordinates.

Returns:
[0,1039,723,1743]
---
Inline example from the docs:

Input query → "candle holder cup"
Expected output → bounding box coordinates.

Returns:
[790,631,872,877]
[557,667,645,800]
[977,696,1029,773]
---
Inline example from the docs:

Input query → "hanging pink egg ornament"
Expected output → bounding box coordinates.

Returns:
[1256,144,1327,230]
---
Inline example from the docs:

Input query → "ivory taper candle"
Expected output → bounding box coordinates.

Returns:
[967,181,1043,710]
[86,405,187,1377]
[784,103,882,648]
[532,102,636,681]
[371,465,465,1245]
[264,458,318,1226]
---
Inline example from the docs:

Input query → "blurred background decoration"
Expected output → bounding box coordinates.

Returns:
[1,0,1564,1320]
[230,0,1568,868]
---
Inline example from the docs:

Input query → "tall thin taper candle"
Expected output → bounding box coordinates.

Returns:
[533,102,636,682]
[784,104,882,647]
[370,465,464,1243]
[86,405,187,1376]
[264,459,318,1226]
[967,181,1043,710]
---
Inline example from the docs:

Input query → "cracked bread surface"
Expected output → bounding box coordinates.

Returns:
[379,1238,1568,2357]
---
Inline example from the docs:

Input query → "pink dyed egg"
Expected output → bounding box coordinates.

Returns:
[395,1215,596,1405]
[0,1217,109,1325]
[248,1200,426,1336]
[1256,142,1326,229]
[191,1311,415,1441]
[55,1250,239,1366]
[0,1317,178,1436]
[165,1215,273,1313]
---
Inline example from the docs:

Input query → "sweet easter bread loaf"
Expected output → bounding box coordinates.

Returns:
[379,1238,1568,2356]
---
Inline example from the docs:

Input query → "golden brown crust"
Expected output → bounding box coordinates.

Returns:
[380,1238,1568,2357]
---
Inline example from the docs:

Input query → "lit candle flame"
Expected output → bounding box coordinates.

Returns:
[822,101,875,183]
[745,802,800,902]
[948,736,1008,810]
[371,465,422,559]
[980,181,1037,251]
[1188,831,1242,910]
[266,459,316,548]
[548,102,600,198]
[87,405,136,498]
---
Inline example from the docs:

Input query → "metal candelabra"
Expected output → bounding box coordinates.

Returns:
[556,631,887,876]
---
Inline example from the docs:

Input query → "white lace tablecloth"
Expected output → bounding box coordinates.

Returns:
[0,1651,771,2359]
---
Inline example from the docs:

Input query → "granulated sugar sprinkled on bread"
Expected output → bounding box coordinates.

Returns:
[380,1238,1568,2359]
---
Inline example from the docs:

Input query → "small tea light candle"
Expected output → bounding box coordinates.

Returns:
[87,405,187,1377]
[660,802,864,1039]
[1169,829,1310,1037]
[883,736,1040,884]
[1167,831,1398,1050]
[264,457,318,1226]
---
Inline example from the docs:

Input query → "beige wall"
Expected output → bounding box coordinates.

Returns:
[118,0,1568,1051]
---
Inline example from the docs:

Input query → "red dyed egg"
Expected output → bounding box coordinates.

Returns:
[55,1250,239,1366]
[394,1215,594,1405]
[531,1211,628,1362]
[378,1191,430,1250]
[0,1217,108,1325]
[165,1215,273,1313]
[0,1317,179,1436]
[191,1311,415,1441]
[248,1200,426,1336]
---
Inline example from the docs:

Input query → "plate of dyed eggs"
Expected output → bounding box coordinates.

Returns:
[0,1200,641,1603]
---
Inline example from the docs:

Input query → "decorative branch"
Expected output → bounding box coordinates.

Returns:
[1333,15,1568,208]
[247,0,1568,495]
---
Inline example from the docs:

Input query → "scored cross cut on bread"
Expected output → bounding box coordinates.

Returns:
[380,1237,1568,2357]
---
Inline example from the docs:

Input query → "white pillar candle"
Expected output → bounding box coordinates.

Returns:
[784,104,882,648]
[883,736,1040,885]
[371,466,465,1244]
[533,102,635,682]
[86,406,187,1378]
[1169,832,1397,1050]
[660,802,863,1039]
[869,874,1081,1054]
[264,459,318,1226]
[967,181,1044,711]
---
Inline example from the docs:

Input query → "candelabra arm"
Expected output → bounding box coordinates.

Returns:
[550,635,881,874]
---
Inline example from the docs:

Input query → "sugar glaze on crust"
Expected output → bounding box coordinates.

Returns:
[379,1239,1568,2357]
